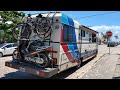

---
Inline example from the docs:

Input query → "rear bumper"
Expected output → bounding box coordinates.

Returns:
[5,61,58,78]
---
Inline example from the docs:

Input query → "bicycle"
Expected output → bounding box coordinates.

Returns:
[12,12,56,68]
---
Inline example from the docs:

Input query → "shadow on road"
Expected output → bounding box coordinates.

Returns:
[0,55,12,58]
[3,55,12,57]
[50,57,95,79]
[1,57,96,79]
[1,71,44,79]
[112,77,120,79]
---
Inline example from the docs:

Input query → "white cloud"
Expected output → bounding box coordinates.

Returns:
[114,31,119,34]
[89,25,120,41]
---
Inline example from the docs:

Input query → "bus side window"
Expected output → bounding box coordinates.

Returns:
[89,38,91,42]
[63,24,74,42]
[92,34,96,42]
[78,33,81,40]
[63,25,69,42]
[81,30,85,37]
[88,32,92,42]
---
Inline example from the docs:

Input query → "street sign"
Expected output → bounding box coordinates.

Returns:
[106,31,112,55]
[106,31,112,37]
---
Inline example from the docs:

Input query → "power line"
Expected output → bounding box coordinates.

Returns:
[75,11,120,20]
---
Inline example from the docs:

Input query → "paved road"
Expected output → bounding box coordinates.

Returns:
[0,56,41,79]
[0,44,120,79]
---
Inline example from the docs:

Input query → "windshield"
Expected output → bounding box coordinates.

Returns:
[0,44,6,48]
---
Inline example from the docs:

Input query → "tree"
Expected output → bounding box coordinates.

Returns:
[114,35,119,41]
[0,11,25,43]
[114,35,118,39]
[101,32,109,42]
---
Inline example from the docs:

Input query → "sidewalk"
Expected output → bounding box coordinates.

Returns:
[65,53,106,79]
[80,54,119,79]
[112,54,120,79]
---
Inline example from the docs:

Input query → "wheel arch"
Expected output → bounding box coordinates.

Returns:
[0,52,3,57]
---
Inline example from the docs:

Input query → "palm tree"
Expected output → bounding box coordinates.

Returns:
[114,35,118,39]
[114,35,119,42]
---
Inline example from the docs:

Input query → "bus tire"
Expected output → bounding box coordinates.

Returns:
[75,60,82,69]
[0,52,3,58]
[95,51,98,57]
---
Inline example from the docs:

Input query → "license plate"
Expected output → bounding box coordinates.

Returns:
[19,67,25,72]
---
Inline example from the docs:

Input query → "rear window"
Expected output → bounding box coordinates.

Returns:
[13,43,17,47]
[5,44,13,48]
[0,44,6,48]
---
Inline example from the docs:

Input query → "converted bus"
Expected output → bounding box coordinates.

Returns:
[5,12,98,78]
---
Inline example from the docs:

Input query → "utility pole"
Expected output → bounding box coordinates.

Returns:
[108,37,110,55]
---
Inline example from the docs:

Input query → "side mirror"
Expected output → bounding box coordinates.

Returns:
[1,47,5,50]
[3,47,6,50]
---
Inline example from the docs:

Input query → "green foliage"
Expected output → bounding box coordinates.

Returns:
[0,11,25,43]
[101,32,109,42]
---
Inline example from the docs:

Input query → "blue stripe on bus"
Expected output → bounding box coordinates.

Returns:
[73,28,79,59]
[73,28,78,50]
[67,43,76,59]
[61,14,69,25]
[67,17,79,59]
[67,17,74,27]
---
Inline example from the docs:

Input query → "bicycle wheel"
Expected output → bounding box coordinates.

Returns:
[12,23,32,40]
[12,49,21,62]
[35,18,51,35]
[35,53,50,68]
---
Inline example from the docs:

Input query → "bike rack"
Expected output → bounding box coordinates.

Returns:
[13,12,59,68]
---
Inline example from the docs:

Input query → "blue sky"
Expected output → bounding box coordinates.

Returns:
[23,11,120,41]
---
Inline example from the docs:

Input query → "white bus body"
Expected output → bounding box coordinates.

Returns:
[5,12,98,78]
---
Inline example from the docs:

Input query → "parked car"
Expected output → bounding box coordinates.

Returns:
[114,42,117,46]
[118,42,120,45]
[117,42,120,45]
[107,42,116,47]
[0,43,17,57]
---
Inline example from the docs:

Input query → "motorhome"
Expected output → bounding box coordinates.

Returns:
[5,12,98,78]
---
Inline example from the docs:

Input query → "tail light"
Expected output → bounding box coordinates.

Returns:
[45,47,58,53]
[52,58,57,64]
[46,47,52,51]
[39,71,45,76]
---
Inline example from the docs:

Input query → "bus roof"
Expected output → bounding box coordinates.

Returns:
[80,25,98,34]
[27,12,81,28]
[25,12,98,33]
